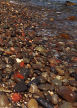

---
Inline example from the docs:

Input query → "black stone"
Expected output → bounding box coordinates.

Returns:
[14,81,27,92]
[20,68,30,80]
[36,97,54,108]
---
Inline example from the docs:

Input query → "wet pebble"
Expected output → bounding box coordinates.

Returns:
[27,98,38,108]
[28,76,46,87]
[36,97,54,108]
[56,66,65,76]
[38,83,52,91]
[11,93,22,102]
[57,86,77,102]
[59,102,73,108]
[14,81,27,92]
[70,72,77,81]
[52,78,62,86]
[51,94,59,105]
[69,80,77,87]
[34,46,46,53]
[0,93,10,107]
[19,68,30,80]
[29,84,42,96]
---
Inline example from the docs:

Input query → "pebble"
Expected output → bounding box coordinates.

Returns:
[38,83,52,91]
[28,76,46,87]
[34,46,46,54]
[36,97,54,108]
[57,86,77,102]
[16,58,23,63]
[69,80,77,87]
[11,93,22,102]
[56,66,64,76]
[19,68,30,80]
[14,81,27,92]
[27,98,38,108]
[59,102,73,108]
[52,78,62,86]
[0,93,10,107]
[51,94,59,105]
[29,84,42,96]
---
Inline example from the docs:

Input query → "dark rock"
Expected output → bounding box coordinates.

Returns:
[8,57,15,65]
[19,68,30,80]
[70,72,77,81]
[36,97,54,108]
[14,81,27,92]
[69,80,77,87]
[28,76,46,87]
[38,83,52,91]
[33,69,41,75]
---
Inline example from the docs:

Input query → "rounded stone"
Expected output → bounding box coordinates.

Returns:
[57,86,77,102]
[51,94,59,104]
[52,78,62,86]
[0,93,9,107]
[27,98,38,108]
[60,102,73,108]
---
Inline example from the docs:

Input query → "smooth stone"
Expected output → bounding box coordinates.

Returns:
[29,84,43,97]
[51,94,59,105]
[27,99,38,108]
[62,79,69,86]
[34,46,46,53]
[52,78,62,86]
[56,66,64,76]
[57,86,77,102]
[41,72,51,83]
[14,81,27,92]
[69,80,77,87]
[20,68,30,80]
[60,102,73,108]
[38,83,52,91]
[36,97,54,108]
[0,93,9,107]
[29,84,40,93]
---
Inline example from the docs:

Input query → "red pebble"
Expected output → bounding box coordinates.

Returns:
[20,61,25,67]
[22,32,25,37]
[72,57,77,61]
[11,93,22,102]
[14,72,24,80]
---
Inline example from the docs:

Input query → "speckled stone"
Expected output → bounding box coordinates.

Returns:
[51,94,59,104]
[27,98,38,108]
[0,93,10,107]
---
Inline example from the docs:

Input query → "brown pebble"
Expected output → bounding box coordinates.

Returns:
[51,94,59,105]
[57,86,77,102]
[0,93,10,107]
[27,98,38,108]
[69,80,77,87]
[29,84,43,97]
[56,66,64,76]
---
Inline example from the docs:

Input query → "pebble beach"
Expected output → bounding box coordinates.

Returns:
[0,0,77,108]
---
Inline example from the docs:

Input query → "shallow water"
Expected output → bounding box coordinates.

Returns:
[9,0,77,7]
[8,0,77,40]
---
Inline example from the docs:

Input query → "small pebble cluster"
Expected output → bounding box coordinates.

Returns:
[0,1,77,108]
